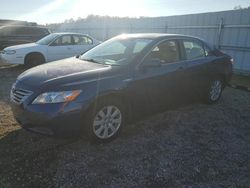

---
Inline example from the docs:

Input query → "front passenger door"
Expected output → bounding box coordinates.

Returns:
[131,40,187,113]
[47,35,77,62]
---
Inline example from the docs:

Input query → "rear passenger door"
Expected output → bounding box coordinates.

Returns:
[181,39,214,96]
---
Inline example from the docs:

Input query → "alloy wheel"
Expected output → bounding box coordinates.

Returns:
[209,80,222,101]
[93,105,122,139]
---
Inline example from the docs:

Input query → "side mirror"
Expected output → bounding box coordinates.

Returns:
[141,58,162,68]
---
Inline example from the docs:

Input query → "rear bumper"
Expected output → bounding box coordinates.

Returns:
[11,101,89,137]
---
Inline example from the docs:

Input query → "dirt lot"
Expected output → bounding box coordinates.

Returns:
[0,65,250,187]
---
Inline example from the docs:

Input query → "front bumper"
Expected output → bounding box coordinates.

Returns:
[11,101,89,137]
[1,53,24,65]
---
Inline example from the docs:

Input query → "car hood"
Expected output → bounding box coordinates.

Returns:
[17,57,114,88]
[4,43,39,50]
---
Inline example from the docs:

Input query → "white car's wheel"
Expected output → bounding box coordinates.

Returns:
[24,54,45,67]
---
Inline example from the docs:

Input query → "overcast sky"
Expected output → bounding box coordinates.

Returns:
[0,0,250,24]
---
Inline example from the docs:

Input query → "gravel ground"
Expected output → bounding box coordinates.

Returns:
[0,65,250,187]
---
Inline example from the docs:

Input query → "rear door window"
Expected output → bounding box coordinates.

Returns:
[183,40,205,60]
[72,35,93,45]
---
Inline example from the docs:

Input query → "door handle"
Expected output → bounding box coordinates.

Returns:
[67,47,72,50]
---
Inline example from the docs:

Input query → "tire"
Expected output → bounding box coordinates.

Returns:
[204,77,224,104]
[84,98,126,142]
[24,54,45,67]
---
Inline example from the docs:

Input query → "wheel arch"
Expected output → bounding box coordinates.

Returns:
[24,52,46,64]
[215,73,227,88]
[85,91,132,122]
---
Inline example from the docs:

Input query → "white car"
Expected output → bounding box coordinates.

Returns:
[1,33,100,66]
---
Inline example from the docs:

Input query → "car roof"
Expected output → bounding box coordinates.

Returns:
[52,32,90,36]
[115,33,202,41]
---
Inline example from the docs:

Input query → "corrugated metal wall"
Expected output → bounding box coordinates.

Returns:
[51,9,250,74]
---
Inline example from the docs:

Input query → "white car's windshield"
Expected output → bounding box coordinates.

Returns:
[80,37,153,65]
[36,33,58,45]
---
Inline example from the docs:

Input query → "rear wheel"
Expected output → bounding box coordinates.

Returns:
[85,98,125,142]
[24,54,45,67]
[205,78,224,104]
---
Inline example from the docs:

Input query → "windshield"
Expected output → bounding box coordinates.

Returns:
[80,37,153,65]
[36,33,58,45]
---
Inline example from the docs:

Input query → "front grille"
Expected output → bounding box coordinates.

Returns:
[10,88,33,104]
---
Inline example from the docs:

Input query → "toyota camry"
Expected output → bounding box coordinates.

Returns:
[10,33,233,142]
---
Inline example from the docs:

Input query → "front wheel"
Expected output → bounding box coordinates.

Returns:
[85,98,125,142]
[205,78,224,104]
[24,54,45,67]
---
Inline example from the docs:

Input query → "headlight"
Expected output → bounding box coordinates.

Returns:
[4,50,16,55]
[32,90,82,104]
